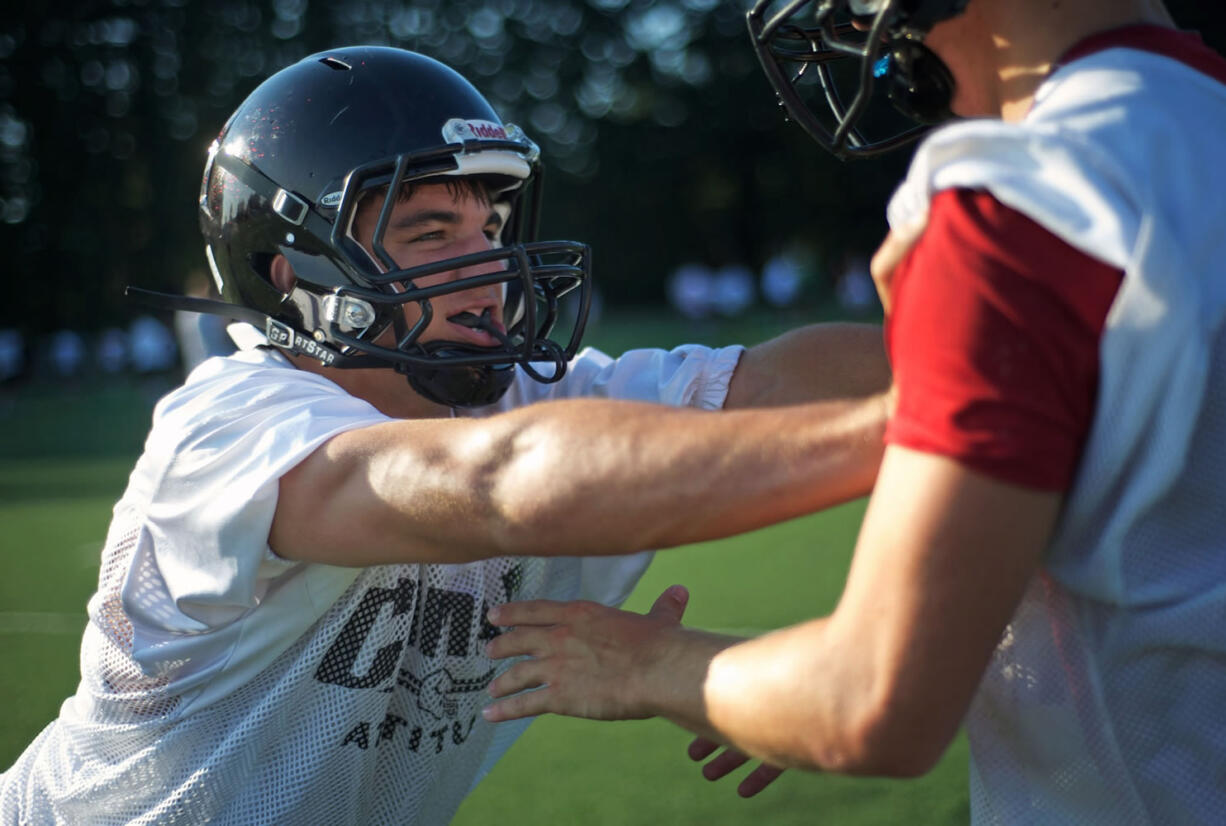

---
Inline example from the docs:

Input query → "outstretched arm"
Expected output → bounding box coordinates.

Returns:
[725,322,888,408]
[484,445,1058,776]
[271,391,887,567]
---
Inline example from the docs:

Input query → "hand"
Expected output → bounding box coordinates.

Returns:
[482,585,691,723]
[869,214,928,315]
[687,736,786,798]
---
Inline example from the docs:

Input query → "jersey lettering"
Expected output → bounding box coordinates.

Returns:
[415,589,474,657]
[339,714,477,753]
[316,578,417,688]
[322,566,525,760]
[316,565,524,691]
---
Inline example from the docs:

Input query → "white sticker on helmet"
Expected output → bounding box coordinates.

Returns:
[442,118,510,143]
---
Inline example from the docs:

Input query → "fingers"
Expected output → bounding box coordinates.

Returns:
[482,686,553,722]
[687,736,720,761]
[688,741,786,798]
[648,584,689,623]
[485,626,554,660]
[483,591,695,727]
[486,658,548,698]
[487,598,570,627]
[701,749,750,781]
[737,764,785,798]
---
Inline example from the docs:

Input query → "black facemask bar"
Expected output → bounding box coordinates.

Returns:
[747,0,942,159]
[324,240,590,382]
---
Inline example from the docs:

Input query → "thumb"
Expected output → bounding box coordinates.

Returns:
[648,584,689,623]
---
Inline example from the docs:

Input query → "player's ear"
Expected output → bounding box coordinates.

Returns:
[269,254,296,294]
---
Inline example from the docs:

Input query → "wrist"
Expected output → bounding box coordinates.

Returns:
[634,627,739,730]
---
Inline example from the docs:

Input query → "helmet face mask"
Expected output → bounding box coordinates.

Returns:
[747,0,968,159]
[198,46,591,407]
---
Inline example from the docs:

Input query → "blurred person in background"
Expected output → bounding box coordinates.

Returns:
[711,262,756,317]
[483,0,1226,821]
[0,45,891,825]
[48,329,85,379]
[0,328,25,385]
[760,247,806,310]
[666,259,716,320]
[96,327,129,375]
[127,314,177,375]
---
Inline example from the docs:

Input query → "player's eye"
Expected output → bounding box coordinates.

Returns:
[408,229,445,243]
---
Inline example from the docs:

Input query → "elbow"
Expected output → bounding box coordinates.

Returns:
[849,720,949,779]
[808,689,956,778]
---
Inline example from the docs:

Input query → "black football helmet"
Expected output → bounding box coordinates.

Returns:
[144,46,591,408]
[747,0,969,159]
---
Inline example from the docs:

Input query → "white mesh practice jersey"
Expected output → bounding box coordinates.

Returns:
[0,337,743,825]
[888,34,1226,824]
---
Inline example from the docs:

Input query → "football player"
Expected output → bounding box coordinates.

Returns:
[0,46,891,824]
[484,0,1226,820]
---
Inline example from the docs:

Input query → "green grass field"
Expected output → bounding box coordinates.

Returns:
[0,310,968,823]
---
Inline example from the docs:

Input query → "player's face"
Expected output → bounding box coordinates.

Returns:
[352,181,508,349]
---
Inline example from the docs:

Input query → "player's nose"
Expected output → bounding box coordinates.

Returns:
[452,231,507,282]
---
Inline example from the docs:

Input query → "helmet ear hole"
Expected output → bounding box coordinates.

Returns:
[268,255,296,294]
[249,252,276,282]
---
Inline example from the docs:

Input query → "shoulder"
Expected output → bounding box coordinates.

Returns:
[147,349,388,469]
[160,349,371,420]
[889,117,1138,271]
[905,188,1122,326]
[891,37,1226,267]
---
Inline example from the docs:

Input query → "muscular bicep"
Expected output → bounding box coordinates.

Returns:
[269,418,506,566]
[832,444,1061,766]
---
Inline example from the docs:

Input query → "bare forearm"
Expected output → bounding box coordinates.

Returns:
[486,394,886,557]
[639,450,1061,777]
[650,621,914,776]
[726,323,889,408]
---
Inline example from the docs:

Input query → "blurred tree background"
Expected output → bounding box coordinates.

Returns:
[1,0,1223,340]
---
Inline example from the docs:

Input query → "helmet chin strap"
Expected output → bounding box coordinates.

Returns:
[399,309,517,409]
[400,307,570,408]
[401,356,515,409]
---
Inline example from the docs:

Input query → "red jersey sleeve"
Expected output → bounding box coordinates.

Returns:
[883,188,1123,490]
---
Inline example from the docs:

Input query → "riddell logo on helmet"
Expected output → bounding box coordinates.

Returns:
[442,118,508,143]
